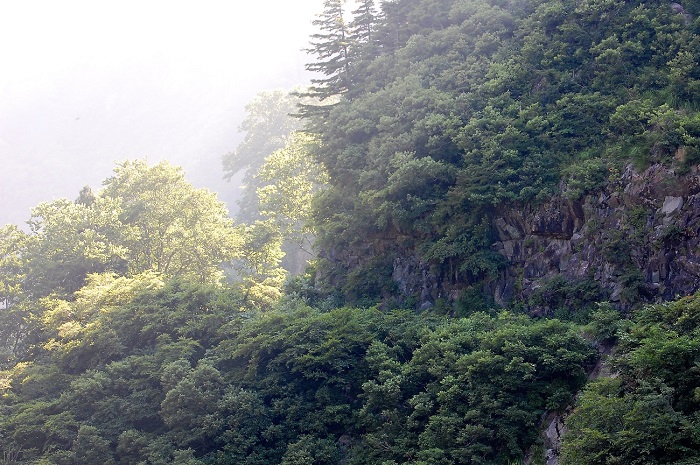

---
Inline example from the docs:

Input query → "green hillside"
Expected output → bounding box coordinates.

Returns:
[304,0,700,308]
[2,0,700,464]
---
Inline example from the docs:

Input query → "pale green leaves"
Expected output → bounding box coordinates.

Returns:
[256,132,328,244]
[233,132,328,308]
[101,160,242,283]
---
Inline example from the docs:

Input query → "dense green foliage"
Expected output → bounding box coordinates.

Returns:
[304,0,700,304]
[0,161,307,369]
[562,295,700,464]
[0,274,595,464]
[3,0,700,463]
[0,157,598,465]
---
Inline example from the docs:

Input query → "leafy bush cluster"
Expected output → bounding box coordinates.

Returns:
[563,293,700,464]
[0,276,595,464]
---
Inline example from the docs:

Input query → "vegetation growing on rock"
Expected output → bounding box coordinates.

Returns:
[2,0,700,463]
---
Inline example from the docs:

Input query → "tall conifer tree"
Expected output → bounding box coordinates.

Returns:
[303,0,351,102]
[349,0,377,46]
[346,0,380,95]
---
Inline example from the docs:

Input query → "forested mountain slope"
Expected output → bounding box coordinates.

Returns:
[0,163,599,465]
[303,0,700,311]
[2,0,700,464]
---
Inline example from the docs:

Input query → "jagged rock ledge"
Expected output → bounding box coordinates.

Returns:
[489,163,700,310]
[392,163,700,311]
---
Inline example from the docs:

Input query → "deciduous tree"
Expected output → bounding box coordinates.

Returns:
[101,160,242,283]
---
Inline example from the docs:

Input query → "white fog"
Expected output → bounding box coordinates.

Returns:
[0,0,323,226]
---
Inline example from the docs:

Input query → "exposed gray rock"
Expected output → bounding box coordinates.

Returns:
[661,195,684,216]
[388,163,700,311]
[487,164,700,310]
[324,164,700,312]
[671,2,685,14]
[544,416,566,465]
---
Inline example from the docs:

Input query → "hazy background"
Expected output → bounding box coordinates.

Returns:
[0,0,323,227]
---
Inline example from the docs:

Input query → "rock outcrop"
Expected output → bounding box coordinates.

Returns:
[488,163,700,310]
[390,163,700,311]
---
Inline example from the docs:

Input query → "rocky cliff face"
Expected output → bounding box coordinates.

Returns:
[491,163,700,310]
[393,163,700,311]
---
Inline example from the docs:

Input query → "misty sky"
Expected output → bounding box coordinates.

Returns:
[0,1,324,226]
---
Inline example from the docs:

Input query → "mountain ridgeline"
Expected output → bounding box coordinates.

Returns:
[2,0,700,464]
